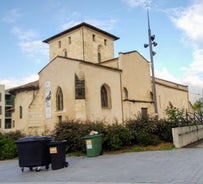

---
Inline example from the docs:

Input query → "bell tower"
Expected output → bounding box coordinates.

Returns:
[43,22,119,63]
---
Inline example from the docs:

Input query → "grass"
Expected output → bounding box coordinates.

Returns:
[104,142,174,155]
[68,142,175,156]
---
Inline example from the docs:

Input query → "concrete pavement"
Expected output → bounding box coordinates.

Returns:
[1,146,203,184]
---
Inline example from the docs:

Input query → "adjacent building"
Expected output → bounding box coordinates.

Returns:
[0,85,14,132]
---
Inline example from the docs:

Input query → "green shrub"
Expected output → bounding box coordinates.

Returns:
[153,120,175,142]
[126,118,157,136]
[52,120,106,153]
[0,138,17,160]
[0,130,25,160]
[103,123,134,150]
[52,118,173,154]
[137,133,161,146]
[3,130,25,140]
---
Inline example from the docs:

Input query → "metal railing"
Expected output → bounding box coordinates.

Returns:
[175,111,203,127]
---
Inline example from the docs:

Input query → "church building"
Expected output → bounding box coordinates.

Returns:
[4,22,190,135]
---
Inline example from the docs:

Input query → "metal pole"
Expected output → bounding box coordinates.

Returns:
[147,9,158,119]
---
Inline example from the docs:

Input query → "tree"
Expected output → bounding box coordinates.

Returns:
[193,98,203,115]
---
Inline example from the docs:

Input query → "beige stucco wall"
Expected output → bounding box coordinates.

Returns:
[83,26,115,63]
[37,56,123,132]
[49,29,84,61]
[48,26,115,63]
[119,52,154,119]
[12,91,33,133]
[155,78,189,119]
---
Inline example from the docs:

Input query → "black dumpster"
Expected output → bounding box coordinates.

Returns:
[15,136,52,172]
[49,140,68,170]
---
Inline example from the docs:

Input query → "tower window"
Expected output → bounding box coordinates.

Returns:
[19,106,23,119]
[58,41,61,48]
[98,45,102,63]
[92,34,95,41]
[68,37,71,44]
[64,50,67,57]
[104,39,107,45]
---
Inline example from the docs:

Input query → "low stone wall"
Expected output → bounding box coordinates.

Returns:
[172,125,203,148]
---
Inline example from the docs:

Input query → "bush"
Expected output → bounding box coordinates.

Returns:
[52,120,106,153]
[0,138,17,160]
[137,133,161,146]
[52,118,173,154]
[103,123,134,150]
[3,130,25,140]
[153,120,175,142]
[126,118,157,136]
[0,130,25,160]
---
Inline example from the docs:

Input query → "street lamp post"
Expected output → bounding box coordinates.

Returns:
[144,9,158,119]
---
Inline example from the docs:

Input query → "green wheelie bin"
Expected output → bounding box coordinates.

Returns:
[84,134,102,157]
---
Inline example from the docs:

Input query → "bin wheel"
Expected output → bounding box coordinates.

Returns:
[45,165,49,170]
[29,167,33,171]
[21,167,24,172]
[36,167,41,172]
[64,161,69,167]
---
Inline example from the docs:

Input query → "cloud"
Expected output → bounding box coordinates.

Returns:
[1,9,21,23]
[61,19,117,32]
[0,74,39,89]
[167,0,203,101]
[123,0,151,8]
[19,40,48,59]
[11,27,38,41]
[155,67,181,84]
[170,2,203,45]
[11,27,48,61]
[57,10,117,32]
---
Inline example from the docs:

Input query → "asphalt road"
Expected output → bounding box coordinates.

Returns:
[1,144,203,184]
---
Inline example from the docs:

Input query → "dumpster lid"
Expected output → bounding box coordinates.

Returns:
[16,136,52,143]
[49,140,67,146]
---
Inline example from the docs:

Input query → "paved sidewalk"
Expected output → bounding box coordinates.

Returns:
[1,147,203,184]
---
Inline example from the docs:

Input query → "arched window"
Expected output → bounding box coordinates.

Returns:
[56,87,63,111]
[63,50,67,57]
[98,45,102,63]
[101,84,111,108]
[123,87,128,99]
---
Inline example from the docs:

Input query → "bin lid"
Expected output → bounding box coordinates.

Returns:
[49,140,67,146]
[83,133,102,139]
[16,136,52,143]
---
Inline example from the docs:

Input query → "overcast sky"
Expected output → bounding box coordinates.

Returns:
[1,0,203,103]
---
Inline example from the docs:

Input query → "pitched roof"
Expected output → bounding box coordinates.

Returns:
[9,80,39,95]
[43,22,119,43]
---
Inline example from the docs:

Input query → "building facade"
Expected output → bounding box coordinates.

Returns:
[6,22,191,135]
[0,85,14,132]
